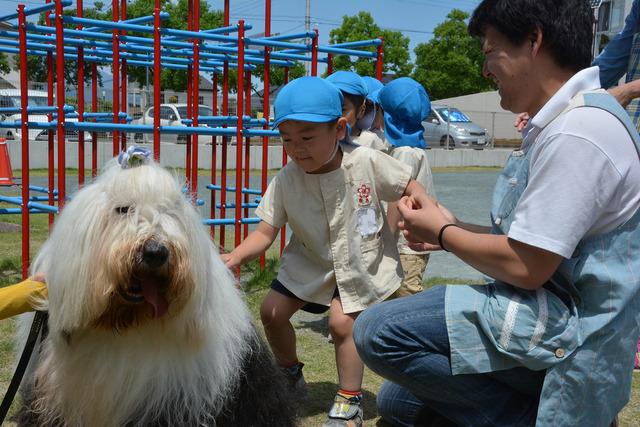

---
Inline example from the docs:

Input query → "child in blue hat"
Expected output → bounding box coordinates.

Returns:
[325,71,386,150]
[222,76,423,427]
[377,77,436,298]
[361,76,384,130]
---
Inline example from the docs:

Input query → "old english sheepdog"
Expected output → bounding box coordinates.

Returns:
[17,147,296,427]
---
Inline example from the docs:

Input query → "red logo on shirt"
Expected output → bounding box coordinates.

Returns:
[357,183,372,205]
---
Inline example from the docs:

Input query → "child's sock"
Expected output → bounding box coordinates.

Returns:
[337,389,363,403]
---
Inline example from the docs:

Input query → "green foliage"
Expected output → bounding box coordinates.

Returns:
[242,258,279,291]
[328,11,412,77]
[0,53,10,75]
[412,9,495,100]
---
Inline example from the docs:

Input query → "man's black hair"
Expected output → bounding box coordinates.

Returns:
[468,0,593,72]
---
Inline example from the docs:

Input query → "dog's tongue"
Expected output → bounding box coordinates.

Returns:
[141,280,169,319]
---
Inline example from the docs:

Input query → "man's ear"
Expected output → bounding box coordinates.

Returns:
[336,117,348,140]
[530,27,543,57]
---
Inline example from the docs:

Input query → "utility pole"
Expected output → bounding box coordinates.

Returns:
[305,0,310,75]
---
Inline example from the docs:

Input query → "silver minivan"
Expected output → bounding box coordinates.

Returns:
[422,105,488,149]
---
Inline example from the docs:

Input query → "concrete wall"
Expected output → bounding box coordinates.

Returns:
[7,140,513,170]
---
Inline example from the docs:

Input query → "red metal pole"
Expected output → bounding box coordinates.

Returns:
[152,3,161,161]
[45,0,55,228]
[185,0,193,188]
[327,53,333,76]
[55,0,66,210]
[210,72,218,239]
[280,67,289,255]
[18,4,29,279]
[243,69,251,239]
[112,0,120,156]
[191,0,200,197]
[376,37,384,81]
[120,0,127,152]
[219,0,230,249]
[235,20,245,249]
[311,29,318,76]
[91,63,98,177]
[77,0,85,186]
[260,0,271,268]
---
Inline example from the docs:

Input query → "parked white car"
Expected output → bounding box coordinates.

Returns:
[422,105,489,149]
[132,103,213,144]
[0,89,84,141]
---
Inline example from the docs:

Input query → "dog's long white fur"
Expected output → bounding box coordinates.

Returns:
[24,159,255,427]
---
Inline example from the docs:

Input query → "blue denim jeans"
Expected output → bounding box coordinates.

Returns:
[353,286,546,426]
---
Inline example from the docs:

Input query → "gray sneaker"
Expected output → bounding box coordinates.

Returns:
[322,393,363,427]
[282,362,307,397]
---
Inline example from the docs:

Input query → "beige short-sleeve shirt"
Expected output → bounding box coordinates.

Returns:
[255,143,411,313]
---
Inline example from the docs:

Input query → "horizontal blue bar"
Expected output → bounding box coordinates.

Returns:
[0,208,54,215]
[84,12,170,32]
[29,185,58,196]
[317,45,378,58]
[0,0,71,22]
[265,31,316,41]
[215,202,259,209]
[206,184,262,195]
[331,39,382,49]
[244,37,308,50]
[203,217,260,225]
[164,23,252,41]
[0,105,74,114]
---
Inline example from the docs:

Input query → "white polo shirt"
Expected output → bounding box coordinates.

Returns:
[256,143,412,313]
[510,66,640,258]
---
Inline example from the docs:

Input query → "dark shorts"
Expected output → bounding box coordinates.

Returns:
[270,279,336,314]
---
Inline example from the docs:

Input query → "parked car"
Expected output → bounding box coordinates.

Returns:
[0,89,82,141]
[133,103,213,144]
[422,105,488,149]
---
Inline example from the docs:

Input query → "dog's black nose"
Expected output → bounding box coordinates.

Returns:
[142,240,169,266]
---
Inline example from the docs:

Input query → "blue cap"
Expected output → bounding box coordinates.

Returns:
[378,77,430,148]
[273,76,343,128]
[362,76,384,103]
[325,71,368,97]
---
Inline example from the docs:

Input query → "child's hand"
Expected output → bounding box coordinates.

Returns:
[397,193,455,249]
[31,272,46,283]
[220,253,239,270]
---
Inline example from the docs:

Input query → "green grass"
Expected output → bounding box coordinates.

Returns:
[0,211,638,426]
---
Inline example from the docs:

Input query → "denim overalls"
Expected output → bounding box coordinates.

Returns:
[446,90,640,426]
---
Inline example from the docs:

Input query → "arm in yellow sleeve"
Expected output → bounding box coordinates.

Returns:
[0,279,48,321]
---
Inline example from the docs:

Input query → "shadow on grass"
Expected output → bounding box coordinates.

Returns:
[296,316,330,337]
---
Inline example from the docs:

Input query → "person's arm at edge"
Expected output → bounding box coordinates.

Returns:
[221,221,279,269]
[593,0,639,88]
[0,276,47,321]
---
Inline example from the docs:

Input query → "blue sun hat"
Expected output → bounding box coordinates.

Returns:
[378,77,430,148]
[362,76,384,104]
[325,71,368,97]
[273,76,344,128]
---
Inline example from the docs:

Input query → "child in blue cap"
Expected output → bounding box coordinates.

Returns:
[361,76,385,133]
[325,71,386,150]
[377,77,436,297]
[222,76,422,427]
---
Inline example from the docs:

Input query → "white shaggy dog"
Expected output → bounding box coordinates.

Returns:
[17,149,295,427]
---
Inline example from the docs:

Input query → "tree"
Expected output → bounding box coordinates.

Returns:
[250,61,305,101]
[412,9,495,100]
[17,4,108,86]
[328,11,412,77]
[0,53,10,75]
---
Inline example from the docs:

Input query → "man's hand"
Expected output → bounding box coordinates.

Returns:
[608,85,633,108]
[514,112,530,132]
[397,192,457,250]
